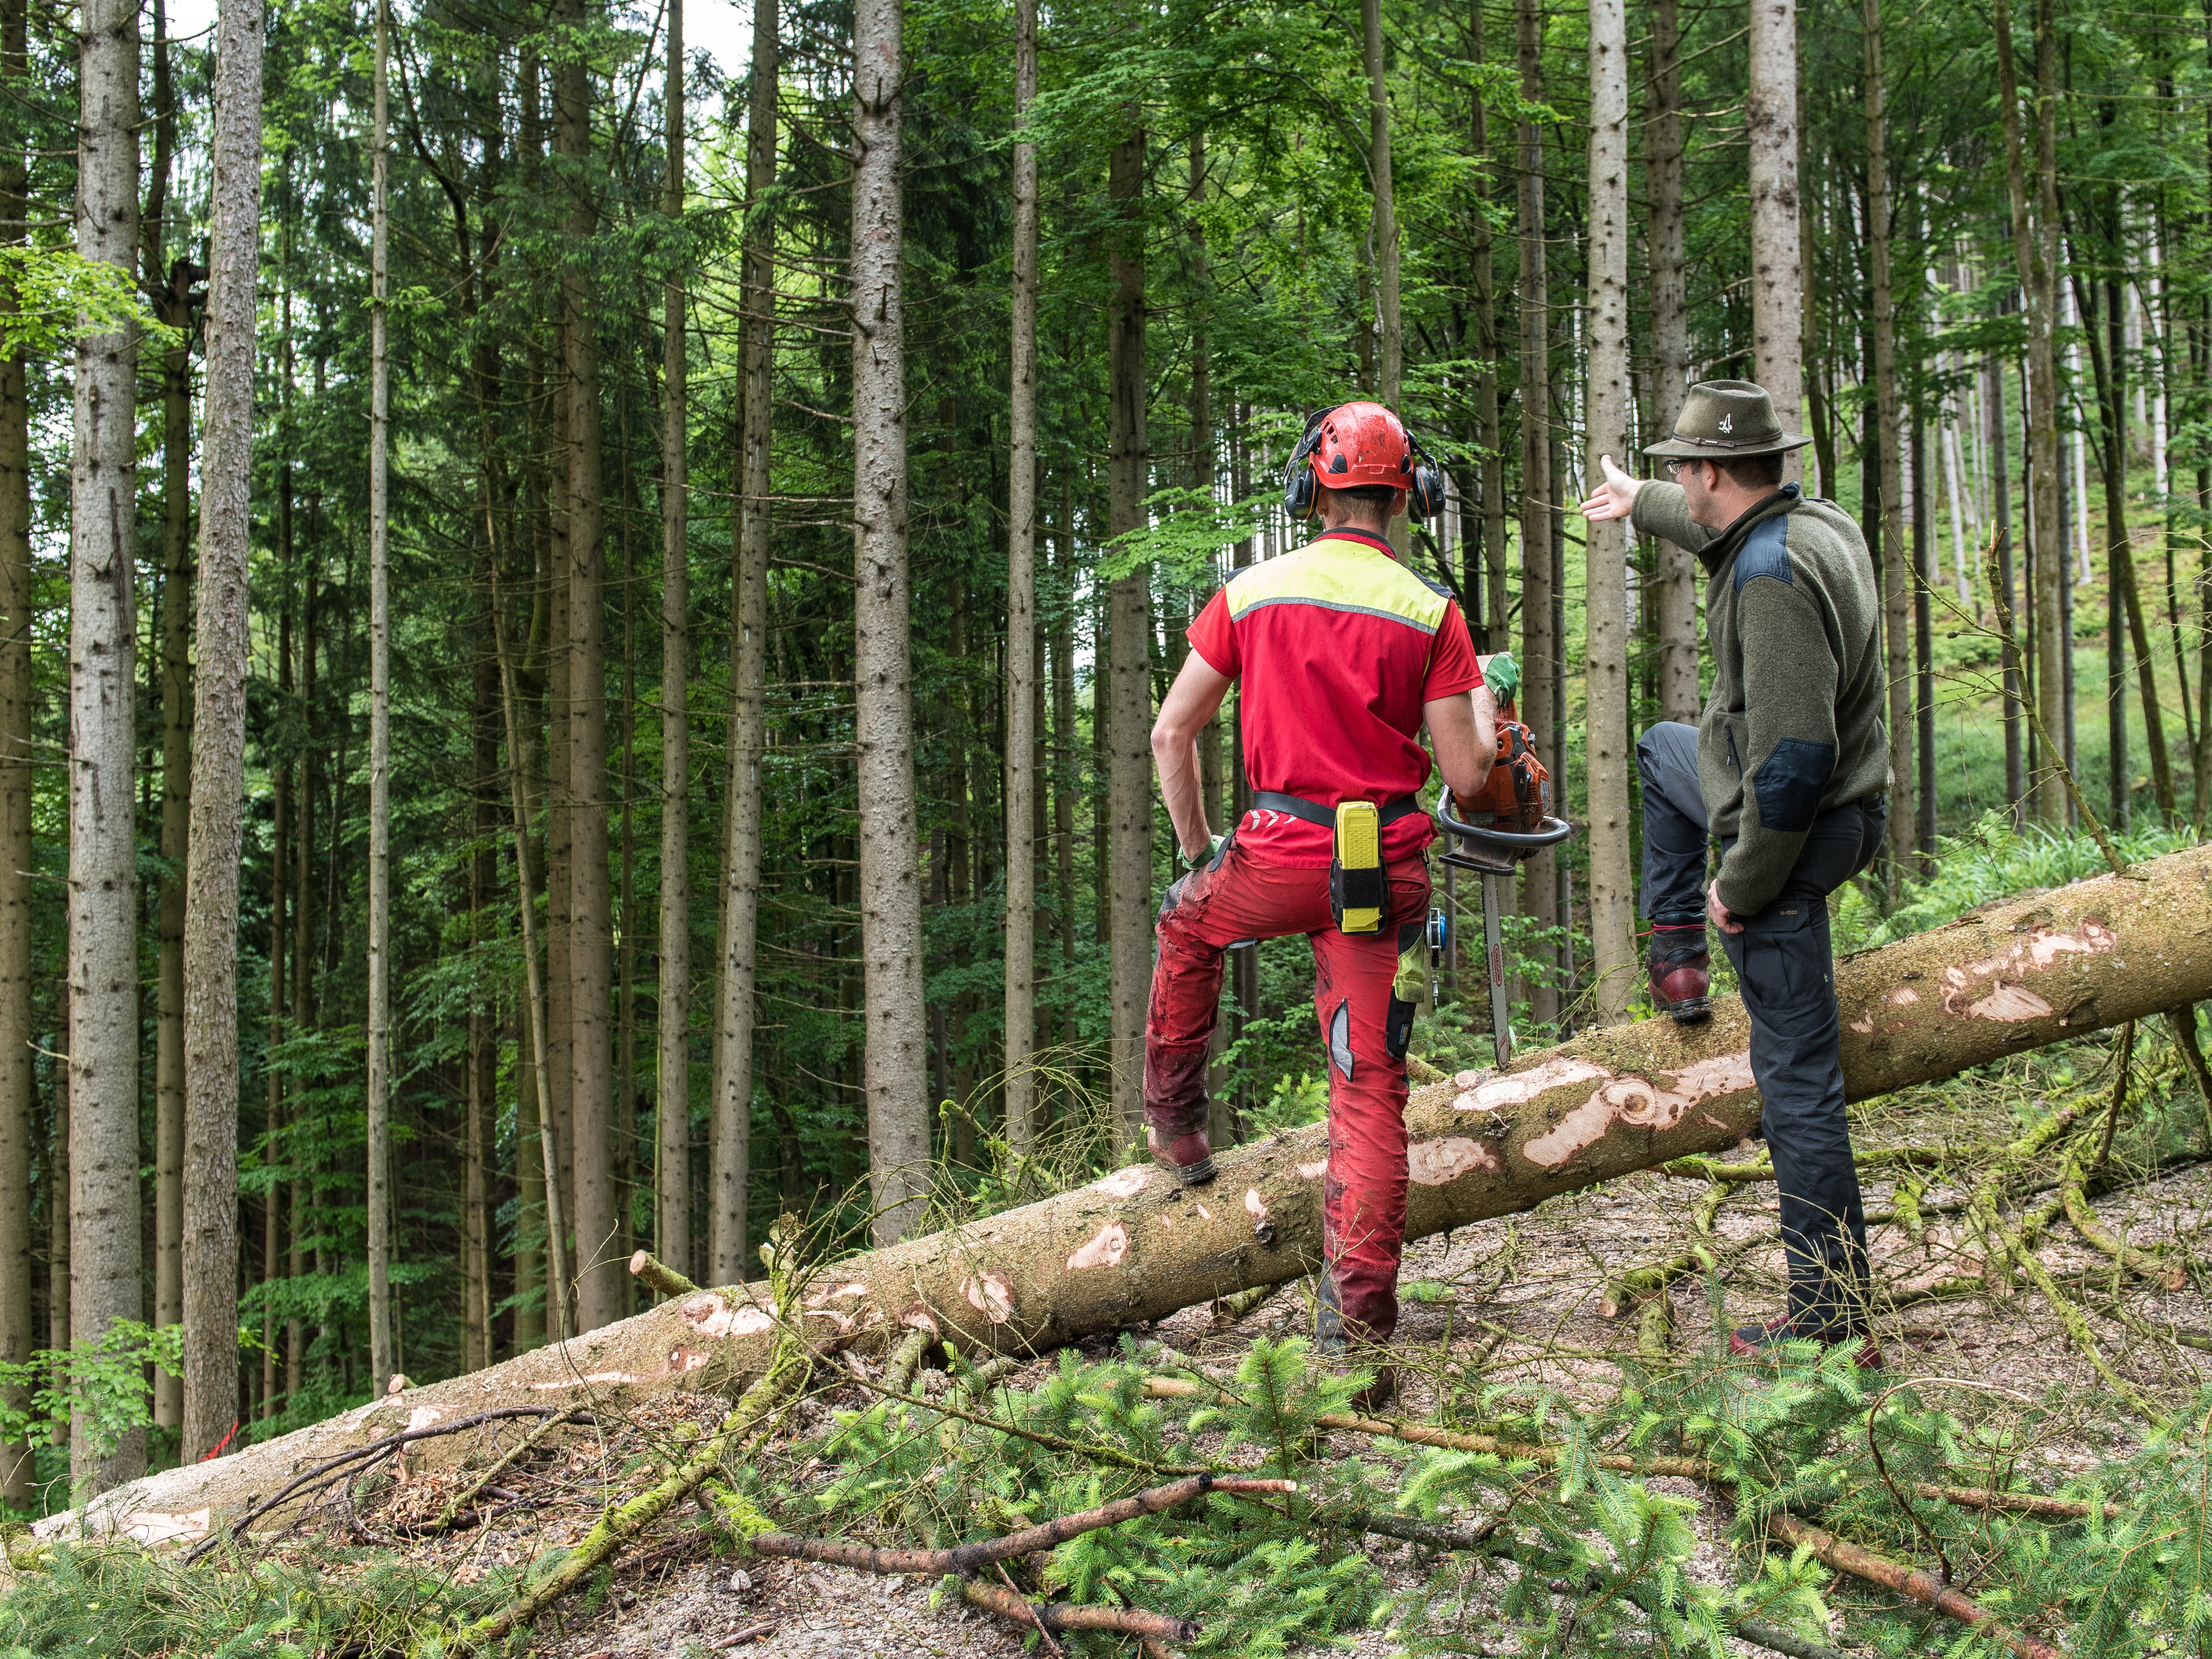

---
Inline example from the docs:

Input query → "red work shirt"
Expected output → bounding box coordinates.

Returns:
[1187,528,1483,869]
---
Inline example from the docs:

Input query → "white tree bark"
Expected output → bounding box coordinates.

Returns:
[851,0,928,1244]
[1747,0,1802,481]
[709,0,778,1279]
[1584,0,1633,1021]
[1003,0,1039,1159]
[68,0,143,1493]
[180,0,264,1460]
[365,0,394,1394]
[656,0,692,1289]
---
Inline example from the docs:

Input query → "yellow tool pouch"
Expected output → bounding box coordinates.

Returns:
[1329,800,1386,934]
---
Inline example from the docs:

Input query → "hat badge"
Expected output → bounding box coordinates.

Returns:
[1717,413,1732,433]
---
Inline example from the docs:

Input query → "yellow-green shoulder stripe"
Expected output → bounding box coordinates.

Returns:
[1225,541,1449,634]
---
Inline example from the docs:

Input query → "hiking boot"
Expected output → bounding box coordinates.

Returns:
[1648,924,1711,1023]
[1728,1314,1885,1370]
[1147,1125,1216,1186]
[1345,1363,1398,1416]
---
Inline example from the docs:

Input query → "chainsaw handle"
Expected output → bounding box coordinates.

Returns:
[1432,796,1574,851]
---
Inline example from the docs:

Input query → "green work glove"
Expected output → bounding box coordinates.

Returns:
[1484,650,1521,707]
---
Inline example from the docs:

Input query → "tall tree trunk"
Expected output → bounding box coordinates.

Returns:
[1364,0,1400,443]
[69,0,143,1492]
[262,611,286,1421]
[1864,0,1912,883]
[1515,0,1557,1028]
[852,0,928,1243]
[1747,0,1803,481]
[289,560,313,1388]
[656,0,692,1295]
[709,0,777,1278]
[1989,357,2025,820]
[1106,111,1151,1149]
[1647,0,1696,723]
[0,0,30,1503]
[1003,0,1039,1160]
[1470,3,1507,654]
[1996,0,2067,827]
[468,583,498,1369]
[554,0,616,1335]
[180,0,263,1460]
[45,982,63,1451]
[1583,0,1633,1022]
[365,0,395,1395]
[147,0,187,1437]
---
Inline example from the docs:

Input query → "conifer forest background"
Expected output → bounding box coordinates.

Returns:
[0,0,2205,1511]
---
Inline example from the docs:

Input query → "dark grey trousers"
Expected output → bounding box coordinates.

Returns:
[1636,721,1884,1339]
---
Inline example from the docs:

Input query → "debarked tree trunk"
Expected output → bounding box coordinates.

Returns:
[46,846,2212,1542]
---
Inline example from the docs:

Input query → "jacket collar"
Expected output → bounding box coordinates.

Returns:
[1696,482,1801,574]
[1311,527,1397,557]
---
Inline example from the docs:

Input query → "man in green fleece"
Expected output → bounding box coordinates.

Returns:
[1581,379,1890,1367]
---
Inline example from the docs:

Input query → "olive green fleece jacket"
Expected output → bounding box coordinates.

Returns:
[1630,480,1891,916]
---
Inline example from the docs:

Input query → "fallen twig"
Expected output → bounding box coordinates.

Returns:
[447,1331,810,1653]
[957,1581,1198,1643]
[2061,1142,2185,1289]
[750,1472,1296,1577]
[1765,1511,2065,1659]
[430,1408,583,1534]
[1145,1376,2110,1519]
[184,1406,563,1565]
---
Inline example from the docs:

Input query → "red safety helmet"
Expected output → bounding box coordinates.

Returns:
[1282,401,1446,521]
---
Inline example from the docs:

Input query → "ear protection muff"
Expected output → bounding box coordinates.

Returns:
[1281,405,1336,520]
[1404,427,1448,523]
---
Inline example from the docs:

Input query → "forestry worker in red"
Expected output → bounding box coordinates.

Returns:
[1147,401,1500,1395]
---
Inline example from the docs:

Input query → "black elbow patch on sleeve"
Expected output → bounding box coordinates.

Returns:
[1752,738,1836,832]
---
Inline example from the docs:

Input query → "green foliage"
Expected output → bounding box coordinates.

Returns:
[0,1542,520,1658]
[1832,812,2197,957]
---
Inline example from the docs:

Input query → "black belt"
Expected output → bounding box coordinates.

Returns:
[1249,791,1425,829]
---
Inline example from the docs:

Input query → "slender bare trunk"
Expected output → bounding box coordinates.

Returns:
[289,563,313,1386]
[180,0,263,1458]
[709,0,777,1277]
[1584,0,1633,1022]
[852,0,928,1242]
[1747,0,1802,482]
[1003,0,1039,1161]
[148,0,185,1436]
[1865,0,1911,882]
[553,0,616,1335]
[0,0,28,1498]
[1470,4,1506,653]
[69,0,143,1491]
[1365,0,1401,547]
[1515,0,1557,1027]
[45,983,63,1450]
[468,585,497,1368]
[1648,0,1696,723]
[1996,0,2066,827]
[1106,113,1151,1148]
[656,0,692,1291]
[365,0,394,1394]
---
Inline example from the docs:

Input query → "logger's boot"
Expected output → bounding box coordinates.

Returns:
[1727,1314,1885,1371]
[1647,923,1711,1023]
[1147,1124,1216,1186]
[1316,1269,1398,1414]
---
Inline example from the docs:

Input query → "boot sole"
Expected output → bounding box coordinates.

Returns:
[1160,1154,1216,1186]
[1664,998,1710,1023]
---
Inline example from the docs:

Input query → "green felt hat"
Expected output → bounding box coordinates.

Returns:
[1642,379,1812,460]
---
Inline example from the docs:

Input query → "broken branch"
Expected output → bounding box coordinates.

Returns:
[1765,1511,2065,1659]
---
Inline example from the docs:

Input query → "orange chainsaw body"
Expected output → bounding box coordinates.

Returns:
[1450,657,1549,835]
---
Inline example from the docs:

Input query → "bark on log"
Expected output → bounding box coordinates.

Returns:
[38,846,2212,1540]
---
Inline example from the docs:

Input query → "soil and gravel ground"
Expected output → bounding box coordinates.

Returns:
[216,1072,2211,1657]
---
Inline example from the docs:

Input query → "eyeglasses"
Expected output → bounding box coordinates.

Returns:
[1665,459,1689,477]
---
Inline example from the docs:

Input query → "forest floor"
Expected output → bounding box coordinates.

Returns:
[207,1059,2208,1659]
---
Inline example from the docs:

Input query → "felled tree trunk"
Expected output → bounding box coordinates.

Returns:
[47,846,2212,1541]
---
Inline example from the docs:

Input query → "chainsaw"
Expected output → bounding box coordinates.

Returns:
[1432,658,1573,1066]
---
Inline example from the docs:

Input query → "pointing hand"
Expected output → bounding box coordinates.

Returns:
[1578,453,1643,522]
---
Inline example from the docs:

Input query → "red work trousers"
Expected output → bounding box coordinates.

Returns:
[1145,843,1432,1344]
